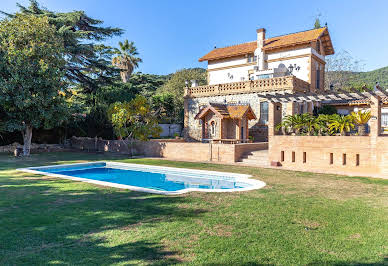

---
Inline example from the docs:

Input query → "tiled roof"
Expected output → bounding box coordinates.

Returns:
[195,103,256,120]
[263,27,326,51]
[198,41,257,62]
[325,96,388,106]
[226,105,256,119]
[199,27,333,62]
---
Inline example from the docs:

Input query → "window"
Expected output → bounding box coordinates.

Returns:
[330,153,334,164]
[260,101,269,124]
[356,154,360,166]
[316,66,321,89]
[247,54,257,63]
[303,152,306,163]
[292,151,296,162]
[281,151,284,162]
[210,121,215,136]
[316,40,321,54]
[343,153,347,165]
[258,74,272,79]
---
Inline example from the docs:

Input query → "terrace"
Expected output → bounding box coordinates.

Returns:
[184,75,310,98]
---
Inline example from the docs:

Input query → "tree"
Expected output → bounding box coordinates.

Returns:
[350,110,371,136]
[316,105,337,115]
[328,115,355,135]
[157,68,207,104]
[112,40,142,83]
[156,68,207,123]
[314,18,321,29]
[0,14,69,156]
[151,93,178,123]
[2,0,123,94]
[325,50,364,90]
[108,96,162,155]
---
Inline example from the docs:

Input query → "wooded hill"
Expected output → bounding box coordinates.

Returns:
[344,66,388,89]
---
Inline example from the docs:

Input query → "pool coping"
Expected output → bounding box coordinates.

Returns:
[17,161,266,195]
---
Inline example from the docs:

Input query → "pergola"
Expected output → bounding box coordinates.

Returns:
[256,88,388,103]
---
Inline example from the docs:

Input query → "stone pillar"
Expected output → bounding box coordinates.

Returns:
[307,101,313,114]
[286,102,297,116]
[183,98,189,139]
[369,95,381,173]
[369,95,381,137]
[268,101,282,137]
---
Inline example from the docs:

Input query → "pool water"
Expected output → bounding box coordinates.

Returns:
[19,162,265,194]
[48,167,247,191]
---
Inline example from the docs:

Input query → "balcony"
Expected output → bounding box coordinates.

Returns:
[184,75,310,98]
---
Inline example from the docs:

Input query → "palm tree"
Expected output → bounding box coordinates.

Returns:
[350,110,371,136]
[316,114,332,135]
[112,40,142,83]
[301,113,320,135]
[281,115,300,135]
[328,115,355,136]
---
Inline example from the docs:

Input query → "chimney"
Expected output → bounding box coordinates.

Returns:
[256,28,266,71]
[256,28,266,49]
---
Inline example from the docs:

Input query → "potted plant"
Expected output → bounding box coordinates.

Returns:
[173,133,180,139]
[350,110,371,136]
[248,136,254,143]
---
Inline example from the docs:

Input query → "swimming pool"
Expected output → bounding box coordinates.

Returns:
[18,162,266,195]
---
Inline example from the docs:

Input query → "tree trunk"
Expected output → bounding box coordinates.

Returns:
[120,71,130,83]
[22,125,33,156]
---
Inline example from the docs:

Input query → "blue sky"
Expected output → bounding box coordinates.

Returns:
[2,0,388,74]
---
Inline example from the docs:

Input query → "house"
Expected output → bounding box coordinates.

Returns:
[184,27,334,142]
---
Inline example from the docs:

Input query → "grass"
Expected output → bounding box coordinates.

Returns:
[0,152,387,265]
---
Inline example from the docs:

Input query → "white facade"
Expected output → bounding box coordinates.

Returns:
[207,46,324,85]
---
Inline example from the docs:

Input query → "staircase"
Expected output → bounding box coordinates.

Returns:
[237,149,269,167]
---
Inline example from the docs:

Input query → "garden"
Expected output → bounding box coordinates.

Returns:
[0,152,387,265]
[276,109,371,136]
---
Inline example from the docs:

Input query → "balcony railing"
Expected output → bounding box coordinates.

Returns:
[184,75,310,98]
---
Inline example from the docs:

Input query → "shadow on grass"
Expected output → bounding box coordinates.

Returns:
[0,164,205,264]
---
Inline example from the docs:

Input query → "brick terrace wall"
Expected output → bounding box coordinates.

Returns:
[268,135,388,178]
[71,137,266,163]
[235,143,268,161]
[136,141,259,163]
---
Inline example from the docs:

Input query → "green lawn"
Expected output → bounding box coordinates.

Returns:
[0,152,387,265]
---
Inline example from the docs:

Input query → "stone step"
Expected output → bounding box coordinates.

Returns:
[240,158,268,164]
[236,161,270,167]
[241,154,268,160]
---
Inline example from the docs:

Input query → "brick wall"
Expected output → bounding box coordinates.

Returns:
[268,136,381,177]
[136,141,263,163]
[71,136,265,163]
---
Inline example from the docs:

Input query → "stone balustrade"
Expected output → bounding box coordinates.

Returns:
[184,76,310,98]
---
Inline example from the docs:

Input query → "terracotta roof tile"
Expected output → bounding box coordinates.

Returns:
[195,103,256,120]
[199,27,333,62]
[263,27,326,51]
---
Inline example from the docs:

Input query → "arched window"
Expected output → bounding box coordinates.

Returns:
[210,121,216,136]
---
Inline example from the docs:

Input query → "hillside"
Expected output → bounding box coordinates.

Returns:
[347,66,388,88]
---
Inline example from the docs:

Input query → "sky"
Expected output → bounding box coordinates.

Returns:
[2,0,388,75]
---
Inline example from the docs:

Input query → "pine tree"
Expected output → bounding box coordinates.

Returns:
[1,0,123,94]
[314,18,322,29]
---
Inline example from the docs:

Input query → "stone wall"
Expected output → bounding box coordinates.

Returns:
[184,93,268,142]
[159,124,182,137]
[70,136,134,154]
[0,142,67,154]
